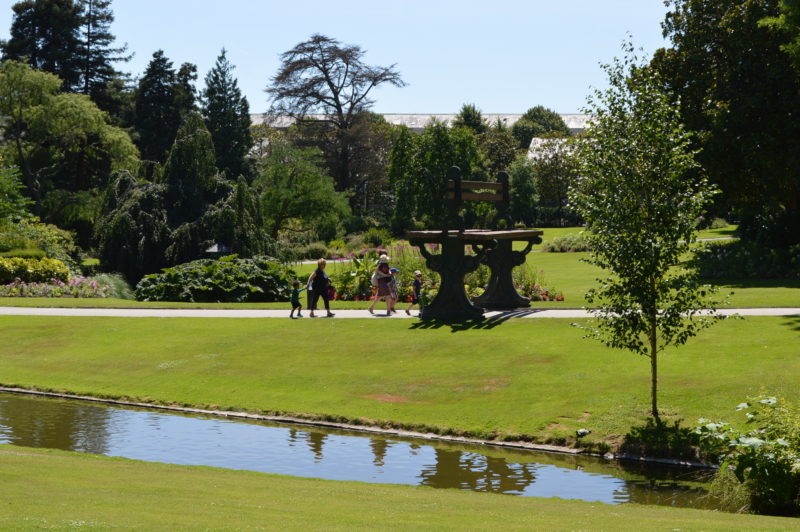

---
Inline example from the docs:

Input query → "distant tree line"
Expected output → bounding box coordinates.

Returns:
[1,0,798,286]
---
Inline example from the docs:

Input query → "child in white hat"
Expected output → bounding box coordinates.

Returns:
[405,270,423,315]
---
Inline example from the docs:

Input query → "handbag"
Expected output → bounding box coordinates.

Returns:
[326,285,335,300]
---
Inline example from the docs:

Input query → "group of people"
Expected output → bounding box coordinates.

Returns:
[367,254,421,316]
[289,255,423,319]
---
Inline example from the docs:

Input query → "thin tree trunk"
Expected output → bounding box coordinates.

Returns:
[649,275,659,423]
[650,325,659,423]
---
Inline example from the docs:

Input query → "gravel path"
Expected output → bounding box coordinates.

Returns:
[0,307,797,319]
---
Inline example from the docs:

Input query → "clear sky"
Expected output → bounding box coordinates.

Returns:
[0,0,670,114]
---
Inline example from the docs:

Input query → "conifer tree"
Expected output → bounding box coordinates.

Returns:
[201,49,252,179]
[1,0,83,90]
[78,0,130,107]
[162,112,223,227]
[134,50,180,162]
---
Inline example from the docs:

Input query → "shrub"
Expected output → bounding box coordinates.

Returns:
[0,218,79,271]
[295,241,329,261]
[709,217,730,229]
[0,248,46,259]
[0,276,108,298]
[696,397,800,516]
[135,255,296,303]
[693,241,800,279]
[92,273,133,299]
[0,256,70,284]
[364,227,390,248]
[542,233,591,252]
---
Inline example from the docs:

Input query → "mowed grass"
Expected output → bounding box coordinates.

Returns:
[3,446,797,531]
[1,315,798,446]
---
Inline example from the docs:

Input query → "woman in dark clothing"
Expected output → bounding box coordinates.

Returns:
[307,258,334,318]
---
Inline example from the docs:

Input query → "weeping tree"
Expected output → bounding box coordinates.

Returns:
[569,43,724,422]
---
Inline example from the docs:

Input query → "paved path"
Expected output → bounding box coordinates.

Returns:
[0,307,797,319]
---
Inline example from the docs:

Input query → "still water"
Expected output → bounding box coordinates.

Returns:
[0,392,713,508]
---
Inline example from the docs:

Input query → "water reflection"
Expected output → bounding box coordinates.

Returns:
[0,393,111,454]
[420,449,538,495]
[0,392,711,508]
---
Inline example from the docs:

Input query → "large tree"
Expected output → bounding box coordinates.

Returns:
[652,0,800,247]
[762,0,800,69]
[201,49,252,179]
[569,45,723,422]
[0,60,138,243]
[0,164,31,221]
[1,0,83,90]
[266,34,405,191]
[452,103,487,134]
[253,137,349,240]
[98,115,268,282]
[386,120,483,228]
[511,105,571,149]
[78,0,130,108]
[134,51,197,163]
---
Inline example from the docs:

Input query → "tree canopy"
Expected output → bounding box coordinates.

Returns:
[452,103,487,134]
[569,44,723,421]
[0,59,138,244]
[266,33,405,190]
[134,50,197,163]
[201,49,252,179]
[1,0,83,90]
[511,105,571,149]
[254,137,350,240]
[652,0,800,247]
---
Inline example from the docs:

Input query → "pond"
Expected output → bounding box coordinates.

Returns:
[0,391,714,508]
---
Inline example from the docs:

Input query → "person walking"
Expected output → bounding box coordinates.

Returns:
[405,270,423,315]
[368,254,393,316]
[307,258,334,318]
[289,280,306,319]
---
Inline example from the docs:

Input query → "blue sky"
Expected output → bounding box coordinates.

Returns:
[1,0,670,114]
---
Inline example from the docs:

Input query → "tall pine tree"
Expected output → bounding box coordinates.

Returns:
[134,51,196,163]
[78,0,130,107]
[201,49,252,179]
[1,0,83,90]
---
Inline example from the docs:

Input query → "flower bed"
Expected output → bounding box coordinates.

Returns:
[329,243,563,303]
[0,276,109,298]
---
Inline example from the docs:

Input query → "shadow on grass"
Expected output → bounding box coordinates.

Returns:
[619,418,701,461]
[409,310,541,332]
[783,315,800,333]
[705,277,800,290]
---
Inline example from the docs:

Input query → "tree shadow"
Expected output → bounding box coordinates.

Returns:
[705,277,800,290]
[408,310,542,332]
[783,315,800,334]
[620,418,701,461]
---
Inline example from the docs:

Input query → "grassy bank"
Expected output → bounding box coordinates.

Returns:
[0,315,797,447]
[1,445,797,531]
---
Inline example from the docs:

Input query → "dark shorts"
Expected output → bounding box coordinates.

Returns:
[310,290,330,310]
[291,301,302,309]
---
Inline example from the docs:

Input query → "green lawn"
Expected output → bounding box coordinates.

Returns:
[3,446,796,531]
[1,315,797,447]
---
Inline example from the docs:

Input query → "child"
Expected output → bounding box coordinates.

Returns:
[388,267,400,314]
[289,280,306,319]
[405,270,422,315]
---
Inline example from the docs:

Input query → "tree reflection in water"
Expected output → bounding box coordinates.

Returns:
[0,394,111,455]
[419,449,538,495]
